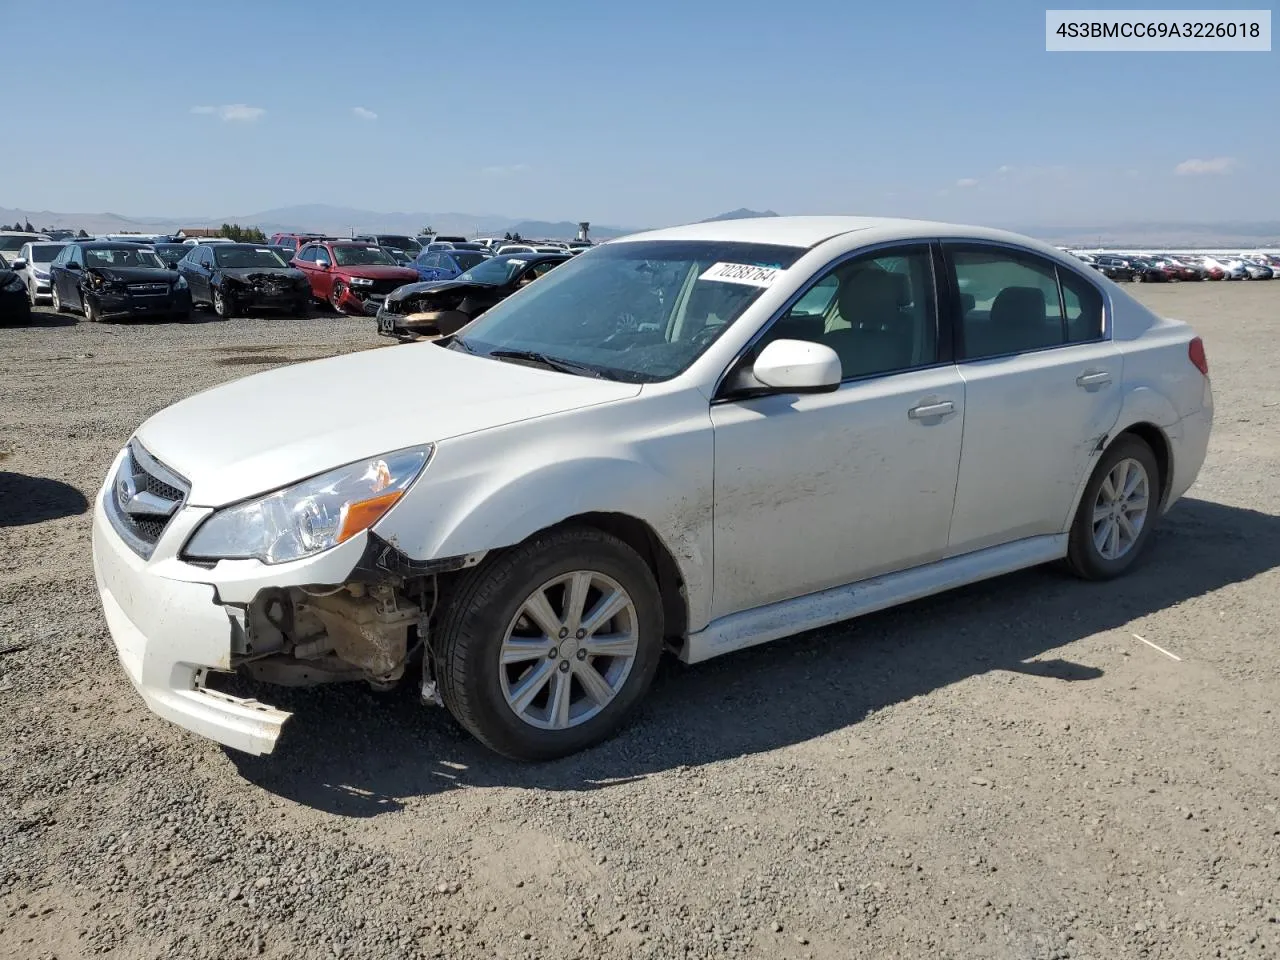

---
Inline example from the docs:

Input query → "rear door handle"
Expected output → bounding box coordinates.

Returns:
[1076,370,1112,389]
[908,400,956,420]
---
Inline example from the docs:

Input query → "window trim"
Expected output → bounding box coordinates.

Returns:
[940,238,1110,363]
[713,239,950,403]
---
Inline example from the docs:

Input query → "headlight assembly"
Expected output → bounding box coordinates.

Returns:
[3,276,22,292]
[184,445,431,564]
[349,277,375,287]
[174,275,188,290]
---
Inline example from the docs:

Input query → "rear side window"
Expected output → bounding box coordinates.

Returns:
[948,245,1104,359]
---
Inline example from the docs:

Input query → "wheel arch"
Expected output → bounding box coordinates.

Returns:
[1115,421,1173,510]
[522,511,689,653]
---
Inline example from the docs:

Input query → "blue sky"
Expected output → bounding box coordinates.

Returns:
[7,0,1275,228]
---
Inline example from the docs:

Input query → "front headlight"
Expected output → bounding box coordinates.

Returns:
[349,277,375,287]
[174,275,188,290]
[183,445,431,564]
[3,275,22,292]
[33,268,50,280]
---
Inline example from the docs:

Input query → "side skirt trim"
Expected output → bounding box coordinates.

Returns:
[681,534,1068,664]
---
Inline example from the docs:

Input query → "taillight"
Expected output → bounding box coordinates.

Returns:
[1188,336,1209,376]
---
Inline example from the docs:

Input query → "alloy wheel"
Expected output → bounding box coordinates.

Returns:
[1092,457,1150,561]
[499,570,640,730]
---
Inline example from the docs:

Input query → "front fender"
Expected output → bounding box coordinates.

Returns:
[379,442,714,631]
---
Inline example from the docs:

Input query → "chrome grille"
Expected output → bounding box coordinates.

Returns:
[128,283,169,295]
[105,441,190,559]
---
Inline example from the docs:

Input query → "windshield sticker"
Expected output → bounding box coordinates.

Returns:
[698,262,784,288]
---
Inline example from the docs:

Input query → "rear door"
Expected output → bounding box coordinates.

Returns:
[942,242,1122,555]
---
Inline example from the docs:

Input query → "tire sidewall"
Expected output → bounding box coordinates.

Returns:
[445,533,663,760]
[1069,436,1160,579]
[83,293,96,322]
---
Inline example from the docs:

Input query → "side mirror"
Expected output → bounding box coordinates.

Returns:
[751,339,842,393]
[10,258,27,270]
[316,258,331,270]
[66,261,81,271]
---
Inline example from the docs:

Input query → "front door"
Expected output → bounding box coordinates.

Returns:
[942,242,1123,555]
[709,244,965,621]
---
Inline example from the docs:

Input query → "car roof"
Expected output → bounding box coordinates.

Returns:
[78,240,157,248]
[614,215,1070,252]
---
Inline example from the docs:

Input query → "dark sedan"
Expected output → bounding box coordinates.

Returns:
[376,252,571,340]
[0,254,33,326]
[177,243,312,317]
[1091,255,1136,282]
[1130,259,1174,283]
[49,242,192,322]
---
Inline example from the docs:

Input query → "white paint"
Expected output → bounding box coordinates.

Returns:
[91,214,1214,755]
[1133,633,1183,661]
[698,261,785,288]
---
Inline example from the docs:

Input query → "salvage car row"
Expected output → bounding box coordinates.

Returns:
[1067,249,1280,282]
[0,231,585,326]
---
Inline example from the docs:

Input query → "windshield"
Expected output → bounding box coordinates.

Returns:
[332,245,397,266]
[457,256,541,285]
[376,236,421,253]
[29,244,66,263]
[214,247,287,268]
[0,236,28,253]
[454,240,805,382]
[85,246,165,269]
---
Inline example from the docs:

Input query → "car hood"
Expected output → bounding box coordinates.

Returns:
[338,265,420,281]
[219,266,306,282]
[386,278,492,306]
[133,341,641,506]
[87,266,179,284]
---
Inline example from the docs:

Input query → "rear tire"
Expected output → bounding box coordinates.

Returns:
[435,526,664,761]
[1065,435,1161,581]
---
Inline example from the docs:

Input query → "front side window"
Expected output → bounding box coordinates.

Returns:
[948,244,1104,359]
[758,245,938,380]
[455,240,805,382]
[332,245,396,267]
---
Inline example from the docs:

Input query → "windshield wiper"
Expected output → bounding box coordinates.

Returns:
[486,349,609,379]
[443,335,475,354]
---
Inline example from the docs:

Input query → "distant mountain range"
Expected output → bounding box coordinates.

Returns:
[3,204,1277,248]
[0,204,642,241]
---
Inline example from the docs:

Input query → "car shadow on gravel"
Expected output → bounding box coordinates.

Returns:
[12,310,78,328]
[229,496,1280,816]
[0,472,90,526]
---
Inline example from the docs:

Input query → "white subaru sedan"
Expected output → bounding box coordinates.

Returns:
[91,217,1213,760]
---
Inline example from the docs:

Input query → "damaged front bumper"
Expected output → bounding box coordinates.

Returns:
[91,483,370,755]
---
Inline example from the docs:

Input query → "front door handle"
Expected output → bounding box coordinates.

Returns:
[1076,370,1112,389]
[908,400,956,420]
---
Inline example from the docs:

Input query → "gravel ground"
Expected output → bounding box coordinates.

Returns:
[2,285,1278,960]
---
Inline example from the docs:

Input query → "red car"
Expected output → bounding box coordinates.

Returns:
[292,241,420,315]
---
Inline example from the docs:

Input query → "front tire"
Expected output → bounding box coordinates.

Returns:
[329,281,347,313]
[1065,435,1160,581]
[435,527,664,761]
[82,292,98,323]
[212,285,234,318]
